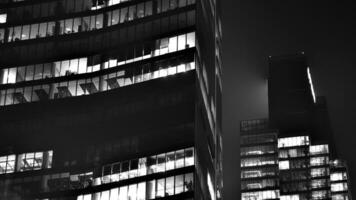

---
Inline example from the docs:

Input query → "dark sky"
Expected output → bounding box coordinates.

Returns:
[222,0,356,199]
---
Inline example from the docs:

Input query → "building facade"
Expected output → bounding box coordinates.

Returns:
[0,0,222,199]
[240,119,352,200]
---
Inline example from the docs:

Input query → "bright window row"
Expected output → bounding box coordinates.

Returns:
[310,145,329,155]
[279,148,307,159]
[330,172,348,182]
[3,0,195,23]
[241,156,277,168]
[241,145,276,156]
[331,183,348,192]
[0,60,195,106]
[44,171,93,192]
[240,133,277,146]
[310,156,329,167]
[278,136,310,148]
[280,195,300,200]
[0,0,195,44]
[0,150,53,175]
[0,13,6,24]
[310,168,329,178]
[0,32,195,85]
[77,173,194,200]
[96,147,194,186]
[241,167,277,179]
[310,179,329,189]
[241,190,279,200]
[242,179,278,190]
[332,193,349,200]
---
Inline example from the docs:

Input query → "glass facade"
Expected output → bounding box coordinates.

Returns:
[0,32,196,106]
[0,0,222,199]
[240,119,352,200]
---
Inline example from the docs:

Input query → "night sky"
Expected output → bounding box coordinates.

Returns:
[222,1,356,199]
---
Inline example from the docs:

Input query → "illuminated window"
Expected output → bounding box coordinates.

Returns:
[311,168,328,178]
[332,194,349,200]
[166,176,175,196]
[331,172,347,181]
[0,13,6,23]
[331,183,348,192]
[310,145,329,155]
[17,150,53,172]
[280,195,300,200]
[310,156,329,166]
[278,136,309,148]
[279,161,289,170]
[242,190,279,200]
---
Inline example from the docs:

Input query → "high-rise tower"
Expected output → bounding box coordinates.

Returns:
[0,0,222,199]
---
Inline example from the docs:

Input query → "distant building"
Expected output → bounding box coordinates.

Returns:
[241,54,352,200]
[240,119,352,200]
[0,0,223,199]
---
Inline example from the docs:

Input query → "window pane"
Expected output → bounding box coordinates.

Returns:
[30,24,39,39]
[166,176,174,196]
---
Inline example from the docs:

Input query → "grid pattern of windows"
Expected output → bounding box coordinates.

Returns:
[77,173,194,200]
[96,147,194,186]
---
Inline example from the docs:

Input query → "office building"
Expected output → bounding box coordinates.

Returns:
[240,119,352,200]
[0,0,222,199]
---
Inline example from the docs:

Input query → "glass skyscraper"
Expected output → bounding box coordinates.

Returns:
[0,0,222,199]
